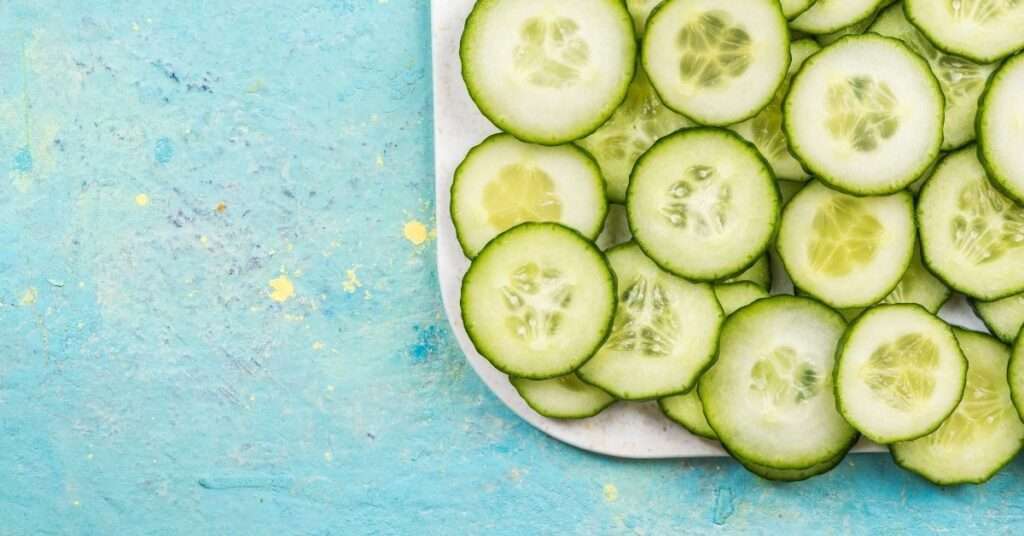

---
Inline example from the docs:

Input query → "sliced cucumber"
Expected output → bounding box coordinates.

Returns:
[578,243,724,399]
[972,293,1024,344]
[642,0,790,125]
[841,246,952,320]
[904,0,1024,63]
[782,0,818,20]
[790,0,885,34]
[460,0,636,144]
[700,296,858,469]
[714,282,770,316]
[815,11,879,46]
[577,69,692,203]
[835,304,967,444]
[723,255,772,290]
[1010,331,1024,420]
[461,223,617,379]
[627,128,780,281]
[452,134,607,258]
[784,35,944,195]
[777,181,915,309]
[870,4,998,151]
[978,53,1024,204]
[735,451,846,482]
[917,147,1024,300]
[891,329,1024,485]
[511,374,616,419]
[660,391,717,440]
[730,39,820,182]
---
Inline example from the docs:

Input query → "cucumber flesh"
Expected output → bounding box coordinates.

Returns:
[978,53,1024,204]
[723,256,772,290]
[840,246,952,321]
[1009,331,1024,421]
[835,305,967,444]
[891,329,1024,485]
[904,0,1024,63]
[452,134,607,258]
[714,282,770,316]
[660,391,717,440]
[700,296,858,469]
[781,0,817,20]
[917,147,1024,300]
[511,374,616,419]
[790,0,885,34]
[973,293,1024,344]
[461,223,617,379]
[578,243,724,399]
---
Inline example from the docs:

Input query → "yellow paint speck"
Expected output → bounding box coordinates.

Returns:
[20,287,38,306]
[268,275,295,302]
[403,220,429,246]
[342,269,361,293]
[135,193,150,206]
[215,202,227,213]
[603,483,619,502]
[312,341,325,351]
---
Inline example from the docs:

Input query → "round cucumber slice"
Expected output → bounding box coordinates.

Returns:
[870,4,998,151]
[452,134,607,258]
[784,35,944,195]
[891,329,1024,485]
[1010,331,1024,421]
[460,0,636,145]
[577,243,724,400]
[627,128,780,281]
[840,246,953,321]
[642,0,790,125]
[978,53,1024,205]
[660,391,717,440]
[973,293,1024,344]
[777,181,915,309]
[511,374,616,419]
[918,147,1024,300]
[723,256,772,290]
[835,304,968,444]
[790,0,885,34]
[577,69,692,203]
[904,0,1024,64]
[700,296,858,469]
[461,223,616,379]
[734,451,847,482]
[730,39,820,182]
[714,282,770,316]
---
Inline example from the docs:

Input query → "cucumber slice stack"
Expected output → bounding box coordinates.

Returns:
[453,0,1024,484]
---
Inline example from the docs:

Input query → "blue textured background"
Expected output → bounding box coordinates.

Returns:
[1,2,1023,534]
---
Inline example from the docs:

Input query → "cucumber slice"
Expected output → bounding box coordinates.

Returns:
[627,128,780,281]
[660,391,717,440]
[978,53,1024,205]
[452,134,608,258]
[784,35,944,195]
[870,4,998,151]
[577,243,724,400]
[723,255,772,290]
[730,39,820,182]
[904,0,1024,64]
[577,69,692,203]
[917,147,1024,300]
[700,296,858,469]
[642,0,790,125]
[835,304,968,444]
[972,293,1024,344]
[782,0,818,20]
[841,246,953,321]
[714,282,770,316]
[891,329,1024,485]
[1010,331,1024,420]
[815,11,879,46]
[790,0,885,34]
[777,181,915,309]
[511,374,616,419]
[734,451,846,482]
[460,0,636,145]
[461,223,617,379]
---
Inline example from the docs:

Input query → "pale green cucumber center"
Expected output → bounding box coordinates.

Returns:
[927,364,1008,445]
[751,99,788,161]
[749,346,822,412]
[825,76,901,152]
[677,11,752,87]
[951,176,1024,265]
[588,75,683,165]
[660,165,733,236]
[514,17,591,89]
[808,196,883,276]
[860,334,940,411]
[482,164,563,230]
[604,276,679,357]
[948,0,1021,23]
[501,263,575,348]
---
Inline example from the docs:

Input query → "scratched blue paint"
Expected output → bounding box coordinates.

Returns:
[1,1,1024,534]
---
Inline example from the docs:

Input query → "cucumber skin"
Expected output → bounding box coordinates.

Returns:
[510,377,617,420]
[460,222,619,380]
[904,1,1024,64]
[626,127,782,282]
[1010,330,1024,424]
[791,0,886,35]
[658,396,718,440]
[728,446,854,482]
[977,53,1024,206]
[969,297,1024,345]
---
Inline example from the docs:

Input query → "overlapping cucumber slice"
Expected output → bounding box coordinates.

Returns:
[978,53,1024,204]
[905,0,1024,63]
[511,374,616,419]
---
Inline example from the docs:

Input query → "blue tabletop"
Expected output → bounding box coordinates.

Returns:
[0,1,1021,534]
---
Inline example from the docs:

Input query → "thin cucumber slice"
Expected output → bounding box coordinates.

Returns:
[723,256,772,290]
[577,69,692,203]
[700,296,858,469]
[734,451,846,482]
[784,35,944,195]
[815,11,879,46]
[978,53,1024,204]
[452,134,607,258]
[730,39,820,182]
[642,0,790,126]
[714,282,770,316]
[835,304,968,444]
[660,391,717,440]
[870,4,998,151]
[627,128,780,281]
[782,0,818,20]
[841,246,953,321]
[577,243,724,400]
[777,181,915,309]
[905,0,1024,64]
[596,204,632,251]
[972,293,1024,344]
[461,223,617,379]
[460,0,636,145]
[1010,331,1024,421]
[917,147,1024,300]
[891,329,1024,485]
[790,0,885,34]
[511,374,616,419]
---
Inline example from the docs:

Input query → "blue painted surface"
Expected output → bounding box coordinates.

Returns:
[1,2,1022,534]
